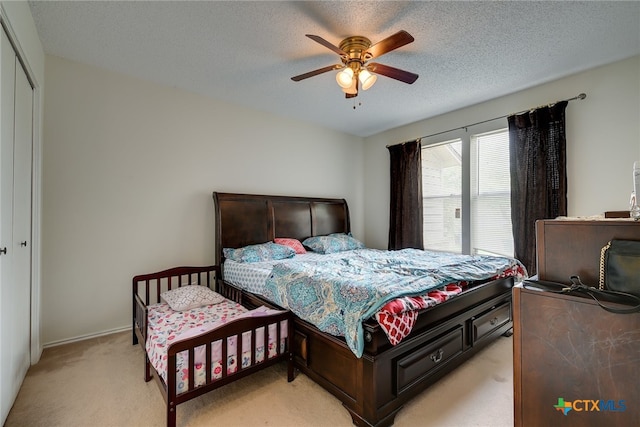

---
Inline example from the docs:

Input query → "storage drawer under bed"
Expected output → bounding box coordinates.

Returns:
[396,326,464,393]
[470,302,511,344]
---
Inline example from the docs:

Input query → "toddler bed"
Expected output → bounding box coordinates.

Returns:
[132,265,293,427]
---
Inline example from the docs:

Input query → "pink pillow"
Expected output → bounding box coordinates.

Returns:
[274,238,307,254]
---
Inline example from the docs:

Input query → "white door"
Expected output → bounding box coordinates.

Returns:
[12,51,33,393]
[0,26,33,423]
[0,26,17,423]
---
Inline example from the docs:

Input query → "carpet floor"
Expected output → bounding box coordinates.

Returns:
[5,331,514,427]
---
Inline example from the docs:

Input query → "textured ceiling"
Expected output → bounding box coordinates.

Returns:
[28,1,640,137]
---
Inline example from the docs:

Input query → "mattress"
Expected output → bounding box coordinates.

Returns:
[223,249,526,355]
[146,300,286,394]
[223,252,328,294]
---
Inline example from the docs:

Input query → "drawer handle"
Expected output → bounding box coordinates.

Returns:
[489,317,499,326]
[430,348,444,363]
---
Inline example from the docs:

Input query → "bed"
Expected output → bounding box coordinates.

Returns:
[132,265,293,427]
[212,192,526,427]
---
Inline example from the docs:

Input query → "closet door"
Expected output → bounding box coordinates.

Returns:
[0,26,17,422]
[0,26,33,423]
[12,47,33,392]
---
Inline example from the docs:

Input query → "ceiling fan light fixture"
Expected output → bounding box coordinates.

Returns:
[359,69,377,90]
[336,67,354,88]
[342,76,358,95]
[291,31,418,99]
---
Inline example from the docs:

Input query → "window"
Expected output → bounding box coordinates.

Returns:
[422,128,513,257]
[422,139,462,253]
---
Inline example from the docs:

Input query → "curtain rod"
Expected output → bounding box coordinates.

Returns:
[386,92,587,147]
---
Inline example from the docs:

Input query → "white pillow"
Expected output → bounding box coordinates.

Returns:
[161,285,225,311]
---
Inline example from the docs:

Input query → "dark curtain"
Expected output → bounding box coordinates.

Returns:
[508,101,568,276]
[388,139,424,250]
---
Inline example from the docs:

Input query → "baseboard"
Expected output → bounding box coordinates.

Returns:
[42,325,130,349]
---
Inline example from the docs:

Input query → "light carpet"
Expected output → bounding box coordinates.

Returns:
[5,331,513,427]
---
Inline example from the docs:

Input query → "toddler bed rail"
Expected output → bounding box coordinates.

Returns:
[132,266,293,427]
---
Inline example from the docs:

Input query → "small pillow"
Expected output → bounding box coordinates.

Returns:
[223,241,296,263]
[302,233,365,254]
[161,285,225,311]
[274,238,307,254]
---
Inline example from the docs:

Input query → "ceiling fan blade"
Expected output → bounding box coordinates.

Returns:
[365,30,414,59]
[367,62,419,84]
[291,64,343,82]
[306,34,346,56]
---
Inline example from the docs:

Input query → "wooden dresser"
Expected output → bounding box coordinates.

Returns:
[513,219,640,427]
[535,218,640,285]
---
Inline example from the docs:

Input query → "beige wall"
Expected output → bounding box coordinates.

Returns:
[41,55,364,345]
[42,52,639,346]
[363,56,640,250]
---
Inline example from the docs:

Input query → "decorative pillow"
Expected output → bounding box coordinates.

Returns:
[161,285,225,311]
[302,233,365,254]
[274,238,307,254]
[223,241,296,263]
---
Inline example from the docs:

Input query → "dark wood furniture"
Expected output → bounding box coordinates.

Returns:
[513,286,640,427]
[132,265,293,427]
[604,210,631,218]
[213,192,516,427]
[513,219,640,427]
[535,218,640,285]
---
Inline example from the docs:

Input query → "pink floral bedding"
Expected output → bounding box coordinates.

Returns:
[146,300,287,395]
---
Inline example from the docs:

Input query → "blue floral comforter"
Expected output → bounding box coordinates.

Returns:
[263,248,526,357]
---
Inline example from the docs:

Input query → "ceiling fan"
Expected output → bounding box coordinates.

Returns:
[291,30,419,99]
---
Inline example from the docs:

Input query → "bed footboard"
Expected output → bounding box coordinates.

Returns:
[164,312,293,426]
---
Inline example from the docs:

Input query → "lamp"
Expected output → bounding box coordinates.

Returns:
[336,67,354,88]
[358,69,377,90]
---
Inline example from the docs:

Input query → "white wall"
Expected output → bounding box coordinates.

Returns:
[42,55,364,345]
[363,56,640,250]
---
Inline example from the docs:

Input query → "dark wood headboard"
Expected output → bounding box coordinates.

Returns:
[212,192,350,266]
